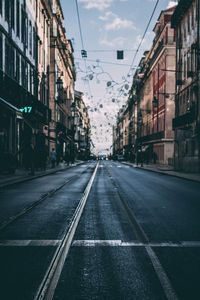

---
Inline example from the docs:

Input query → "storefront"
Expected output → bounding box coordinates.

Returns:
[0,97,23,154]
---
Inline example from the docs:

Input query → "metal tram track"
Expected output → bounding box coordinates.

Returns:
[104,162,179,300]
[33,161,99,300]
[0,164,94,232]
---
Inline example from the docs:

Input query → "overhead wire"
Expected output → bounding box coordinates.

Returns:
[106,0,160,128]
[74,0,93,100]
[75,57,133,67]
[127,0,160,77]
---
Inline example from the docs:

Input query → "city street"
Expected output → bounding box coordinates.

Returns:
[0,161,200,300]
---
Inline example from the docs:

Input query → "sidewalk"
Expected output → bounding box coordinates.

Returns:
[0,161,84,188]
[123,161,200,183]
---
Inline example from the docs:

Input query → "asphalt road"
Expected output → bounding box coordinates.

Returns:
[0,160,200,300]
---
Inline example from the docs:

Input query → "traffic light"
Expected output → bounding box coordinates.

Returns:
[117,50,124,60]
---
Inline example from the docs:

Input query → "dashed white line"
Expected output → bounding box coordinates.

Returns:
[72,240,200,247]
[0,240,61,246]
[2,239,200,248]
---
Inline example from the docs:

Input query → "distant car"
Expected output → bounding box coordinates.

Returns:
[117,155,124,161]
[98,155,106,160]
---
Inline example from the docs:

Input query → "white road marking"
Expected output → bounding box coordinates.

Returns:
[0,240,61,246]
[145,246,178,300]
[117,166,121,168]
[72,240,200,247]
[34,162,99,300]
[1,239,200,248]
[73,240,122,246]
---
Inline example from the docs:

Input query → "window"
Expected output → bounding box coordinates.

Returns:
[187,52,191,76]
[29,21,32,55]
[25,62,28,89]
[5,40,10,75]
[46,21,48,38]
[21,58,25,86]
[16,52,20,83]
[5,0,10,22]
[33,27,36,59]
[29,67,32,94]
[191,5,194,28]
[16,0,20,37]
[184,25,186,39]
[0,0,2,16]
[187,14,190,33]
[184,54,187,79]
[21,6,25,43]
[10,47,15,78]
[25,15,28,49]
[11,0,15,30]
[39,3,40,22]
[0,33,2,70]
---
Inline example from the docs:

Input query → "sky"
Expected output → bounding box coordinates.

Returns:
[60,0,178,154]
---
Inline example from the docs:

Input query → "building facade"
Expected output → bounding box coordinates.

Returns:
[113,6,177,166]
[49,0,76,163]
[0,0,81,170]
[0,0,51,165]
[171,0,200,172]
[74,91,91,160]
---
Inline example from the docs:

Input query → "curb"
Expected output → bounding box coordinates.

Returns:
[0,162,85,189]
[122,162,200,183]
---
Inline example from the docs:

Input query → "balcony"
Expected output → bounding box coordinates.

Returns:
[137,131,164,143]
[172,110,196,129]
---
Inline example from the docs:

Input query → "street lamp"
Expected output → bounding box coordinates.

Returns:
[56,77,63,92]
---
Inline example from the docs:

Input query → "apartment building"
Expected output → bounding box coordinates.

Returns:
[171,0,200,172]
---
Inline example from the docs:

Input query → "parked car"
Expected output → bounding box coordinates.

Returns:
[117,155,124,161]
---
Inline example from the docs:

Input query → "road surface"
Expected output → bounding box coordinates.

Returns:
[0,160,200,300]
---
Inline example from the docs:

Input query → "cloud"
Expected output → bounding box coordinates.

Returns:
[99,11,115,21]
[99,36,126,47]
[167,1,177,9]
[105,17,136,30]
[133,32,154,50]
[99,12,136,31]
[78,0,113,11]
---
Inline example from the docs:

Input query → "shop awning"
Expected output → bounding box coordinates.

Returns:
[0,97,23,119]
[0,97,20,112]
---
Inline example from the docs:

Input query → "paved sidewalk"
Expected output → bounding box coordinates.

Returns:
[123,161,200,183]
[0,161,85,188]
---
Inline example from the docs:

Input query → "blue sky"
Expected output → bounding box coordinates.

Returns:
[60,0,178,154]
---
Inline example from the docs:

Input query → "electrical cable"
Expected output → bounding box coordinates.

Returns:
[74,0,93,100]
[127,0,160,76]
[75,57,133,67]
[75,0,85,51]
[74,49,146,53]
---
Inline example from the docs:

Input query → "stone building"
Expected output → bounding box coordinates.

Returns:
[171,0,200,172]
[49,0,76,161]
[74,91,91,160]
[36,0,52,148]
[0,0,77,168]
[0,0,50,163]
[137,6,176,165]
[113,6,177,166]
